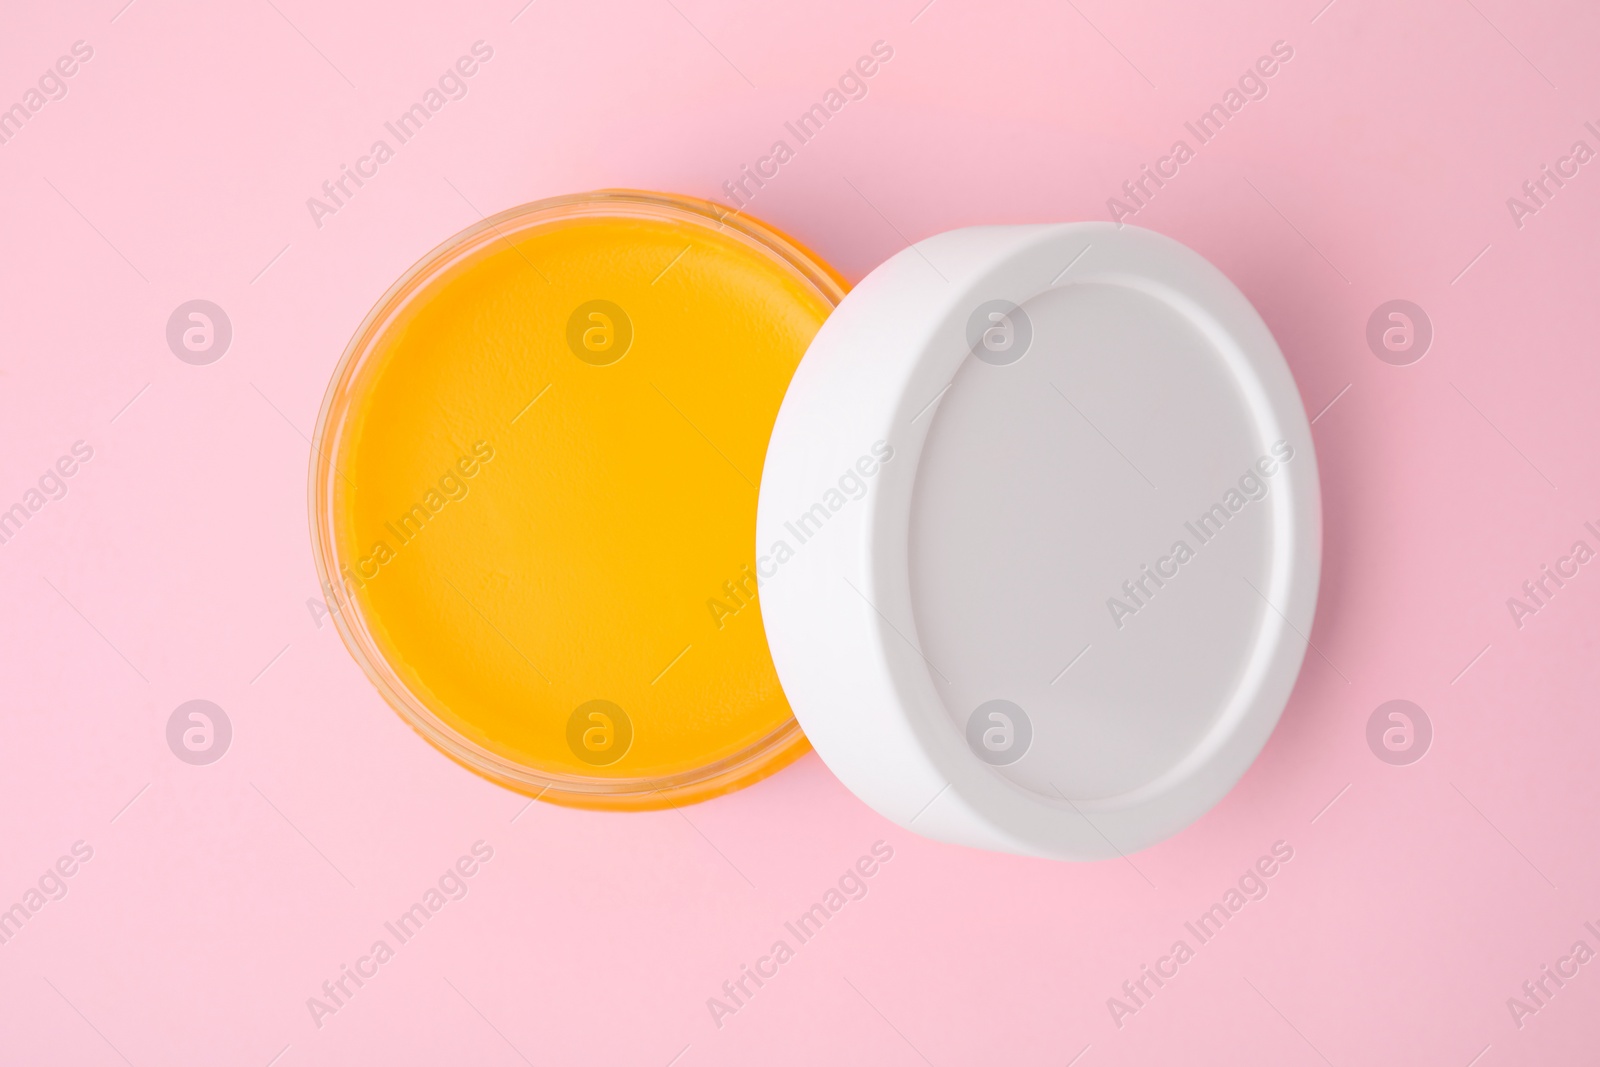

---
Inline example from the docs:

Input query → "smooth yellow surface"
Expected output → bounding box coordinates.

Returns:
[333,213,830,785]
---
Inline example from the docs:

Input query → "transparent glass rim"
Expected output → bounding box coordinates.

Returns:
[307,189,847,810]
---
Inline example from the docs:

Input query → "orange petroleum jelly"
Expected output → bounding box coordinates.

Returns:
[314,192,843,808]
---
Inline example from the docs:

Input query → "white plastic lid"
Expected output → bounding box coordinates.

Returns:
[756,222,1320,860]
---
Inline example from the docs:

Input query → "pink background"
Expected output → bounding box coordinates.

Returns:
[4,0,1600,1063]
